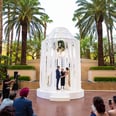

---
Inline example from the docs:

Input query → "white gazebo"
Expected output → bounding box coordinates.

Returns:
[37,27,84,101]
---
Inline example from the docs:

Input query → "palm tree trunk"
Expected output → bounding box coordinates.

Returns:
[15,28,20,64]
[21,22,27,65]
[106,25,112,65]
[44,23,46,39]
[96,21,104,66]
[6,35,10,57]
[6,4,10,63]
[9,27,13,65]
[0,0,2,55]
[110,27,114,65]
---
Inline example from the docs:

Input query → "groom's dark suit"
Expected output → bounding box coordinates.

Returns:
[56,67,60,90]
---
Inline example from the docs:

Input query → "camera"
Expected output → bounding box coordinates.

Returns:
[108,99,112,105]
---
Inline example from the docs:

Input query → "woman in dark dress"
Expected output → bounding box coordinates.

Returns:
[61,68,65,90]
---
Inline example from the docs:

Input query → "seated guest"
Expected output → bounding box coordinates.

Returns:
[108,99,114,110]
[0,106,15,116]
[108,96,116,116]
[90,96,109,116]
[0,92,2,104]
[13,87,36,116]
[0,92,16,111]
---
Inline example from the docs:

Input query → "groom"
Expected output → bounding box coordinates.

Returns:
[56,66,61,90]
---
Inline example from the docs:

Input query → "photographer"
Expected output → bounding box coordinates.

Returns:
[2,74,15,100]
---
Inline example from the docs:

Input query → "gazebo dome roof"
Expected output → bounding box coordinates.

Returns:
[47,27,75,40]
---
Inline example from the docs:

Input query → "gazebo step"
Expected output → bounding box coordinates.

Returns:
[37,89,84,101]
[50,95,70,101]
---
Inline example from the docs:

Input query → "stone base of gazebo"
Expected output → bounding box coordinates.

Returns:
[36,88,84,101]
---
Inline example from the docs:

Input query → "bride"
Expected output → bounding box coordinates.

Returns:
[65,67,70,90]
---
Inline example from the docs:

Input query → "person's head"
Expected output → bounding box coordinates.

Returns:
[57,66,60,69]
[108,99,114,109]
[111,96,116,108]
[92,96,105,114]
[9,92,17,100]
[0,106,15,116]
[6,74,10,79]
[113,96,116,104]
[0,92,2,98]
[61,68,64,71]
[66,67,69,71]
[19,87,29,97]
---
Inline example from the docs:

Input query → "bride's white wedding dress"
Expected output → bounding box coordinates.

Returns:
[65,71,70,90]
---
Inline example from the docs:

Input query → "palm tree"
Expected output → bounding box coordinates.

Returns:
[27,35,43,59]
[73,0,116,66]
[40,14,53,39]
[0,0,3,55]
[3,0,11,64]
[104,0,116,65]
[3,0,46,65]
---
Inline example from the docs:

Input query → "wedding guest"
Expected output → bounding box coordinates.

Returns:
[90,96,109,116]
[13,87,36,116]
[108,99,114,110]
[0,92,2,104]
[0,106,15,116]
[0,92,16,111]
[108,96,116,116]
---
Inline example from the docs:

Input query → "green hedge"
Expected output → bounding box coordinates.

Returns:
[8,65,35,70]
[94,77,116,82]
[10,76,30,81]
[89,66,115,70]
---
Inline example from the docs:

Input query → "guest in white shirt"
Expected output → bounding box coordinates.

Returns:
[0,92,16,111]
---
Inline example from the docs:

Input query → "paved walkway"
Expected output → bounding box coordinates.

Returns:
[17,90,116,116]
